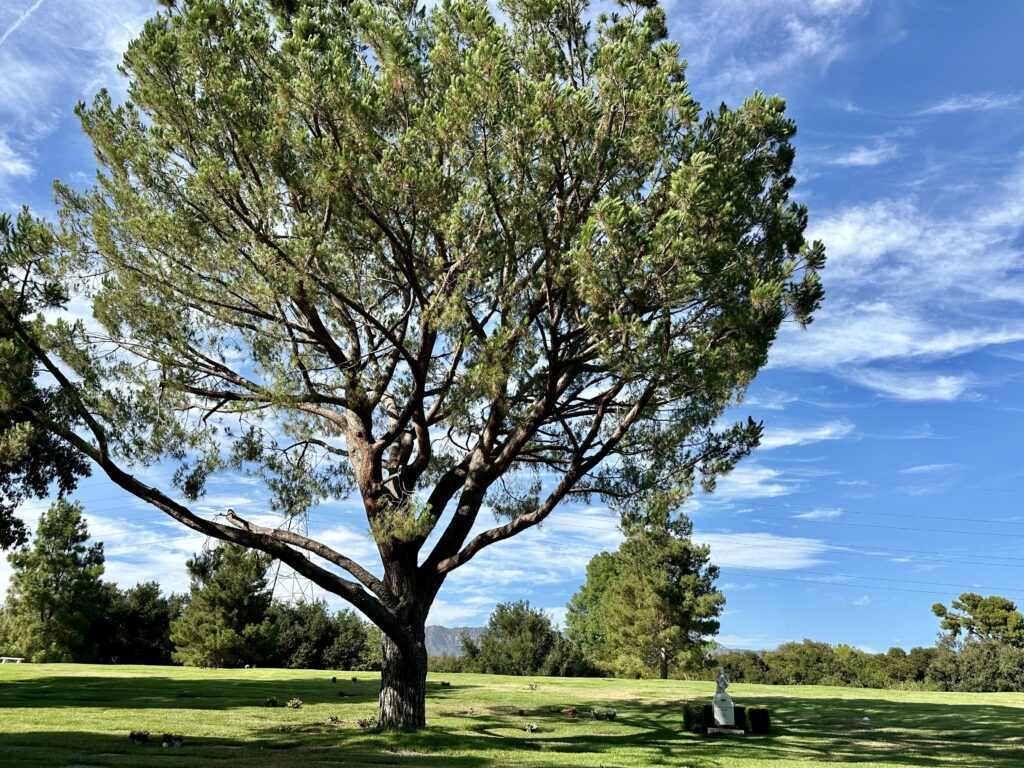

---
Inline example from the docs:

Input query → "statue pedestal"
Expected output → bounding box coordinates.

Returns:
[712,693,735,727]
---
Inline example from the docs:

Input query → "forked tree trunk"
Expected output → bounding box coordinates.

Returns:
[378,624,429,728]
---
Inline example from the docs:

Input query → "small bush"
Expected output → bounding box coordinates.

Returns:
[287,698,303,709]
[734,706,747,732]
[682,702,709,734]
[357,716,377,729]
[264,697,278,707]
[428,653,464,673]
[128,730,150,744]
[748,708,772,734]
[591,707,617,721]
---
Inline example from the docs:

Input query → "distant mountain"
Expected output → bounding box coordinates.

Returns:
[425,625,485,657]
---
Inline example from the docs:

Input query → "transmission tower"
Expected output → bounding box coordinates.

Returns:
[270,510,316,605]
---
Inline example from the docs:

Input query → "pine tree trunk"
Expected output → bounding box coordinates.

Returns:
[378,626,428,728]
[659,647,669,680]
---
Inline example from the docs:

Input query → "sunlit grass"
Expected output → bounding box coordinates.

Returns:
[1,664,1022,767]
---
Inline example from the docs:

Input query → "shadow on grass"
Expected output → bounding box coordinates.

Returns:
[0,673,384,710]
[2,676,1023,767]
[0,730,493,768]
[327,693,1024,768]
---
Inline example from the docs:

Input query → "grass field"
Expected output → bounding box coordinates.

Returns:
[1,664,1022,768]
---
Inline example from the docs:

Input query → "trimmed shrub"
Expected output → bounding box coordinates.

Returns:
[682,702,709,734]
[748,707,772,734]
[734,705,747,731]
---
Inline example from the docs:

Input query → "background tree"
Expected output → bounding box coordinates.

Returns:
[326,609,383,672]
[0,499,105,661]
[460,601,559,676]
[97,582,184,665]
[932,594,1024,648]
[0,0,823,726]
[268,601,381,670]
[170,544,275,668]
[566,519,723,678]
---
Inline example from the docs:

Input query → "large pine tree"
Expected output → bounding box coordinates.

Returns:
[0,499,105,662]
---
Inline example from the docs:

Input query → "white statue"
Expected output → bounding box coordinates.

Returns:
[712,666,735,727]
[715,666,730,697]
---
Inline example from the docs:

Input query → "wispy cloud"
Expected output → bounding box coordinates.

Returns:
[709,465,795,500]
[917,92,1022,115]
[0,0,45,50]
[759,419,856,450]
[900,463,960,475]
[771,163,1024,398]
[844,369,973,401]
[793,507,843,520]
[696,532,830,570]
[671,0,870,102]
[0,135,32,179]
[828,140,900,167]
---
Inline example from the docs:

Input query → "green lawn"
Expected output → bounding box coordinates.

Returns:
[0,664,1022,768]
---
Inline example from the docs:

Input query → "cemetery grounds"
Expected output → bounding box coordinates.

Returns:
[0,664,1021,767]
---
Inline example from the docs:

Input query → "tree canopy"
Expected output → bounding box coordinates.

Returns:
[566,518,723,678]
[170,543,276,668]
[0,0,823,726]
[933,594,1024,649]
[0,499,105,661]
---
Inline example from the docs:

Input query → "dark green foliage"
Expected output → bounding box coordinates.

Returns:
[0,499,106,661]
[566,518,724,678]
[267,600,338,670]
[96,582,183,664]
[427,654,464,674]
[747,707,771,734]
[933,594,1024,648]
[682,701,709,734]
[170,544,275,668]
[927,641,1024,693]
[325,610,382,672]
[461,601,556,676]
[540,634,604,678]
[716,650,771,684]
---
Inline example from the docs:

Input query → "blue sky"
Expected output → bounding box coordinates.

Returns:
[1,0,1023,653]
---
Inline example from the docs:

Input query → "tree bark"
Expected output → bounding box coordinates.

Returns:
[378,627,429,728]
[659,647,669,680]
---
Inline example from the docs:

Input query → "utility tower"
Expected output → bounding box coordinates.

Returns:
[270,510,316,605]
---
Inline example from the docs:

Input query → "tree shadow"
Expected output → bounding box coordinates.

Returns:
[0,672,381,710]
[2,674,1023,767]
[0,730,493,768]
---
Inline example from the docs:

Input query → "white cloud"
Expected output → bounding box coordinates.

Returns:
[852,595,871,606]
[759,419,855,450]
[793,507,843,520]
[844,369,972,401]
[695,532,830,570]
[917,92,1023,115]
[709,465,795,500]
[670,0,870,102]
[0,0,45,50]
[0,135,32,178]
[771,165,1024,398]
[0,1,152,132]
[899,463,960,475]
[828,140,899,168]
